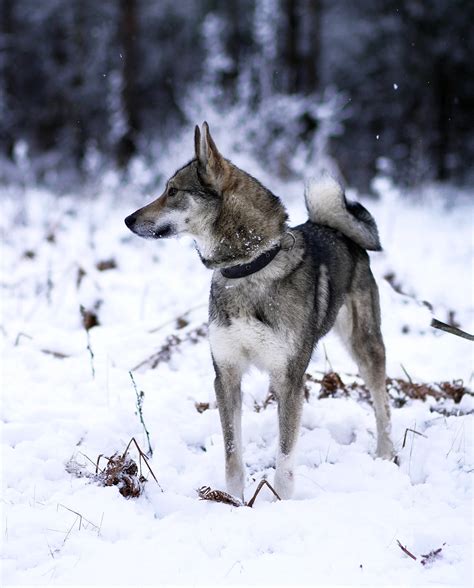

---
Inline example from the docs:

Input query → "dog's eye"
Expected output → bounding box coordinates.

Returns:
[168,187,178,197]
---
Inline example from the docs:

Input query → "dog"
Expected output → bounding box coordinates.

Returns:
[125,122,394,500]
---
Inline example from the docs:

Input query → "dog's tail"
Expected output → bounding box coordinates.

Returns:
[304,173,382,251]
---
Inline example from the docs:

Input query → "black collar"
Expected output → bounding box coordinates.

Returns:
[221,245,281,279]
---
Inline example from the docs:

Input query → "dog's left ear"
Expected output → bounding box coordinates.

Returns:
[196,122,225,181]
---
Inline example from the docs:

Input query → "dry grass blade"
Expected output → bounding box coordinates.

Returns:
[57,504,99,531]
[397,540,417,561]
[246,479,281,507]
[197,486,243,507]
[122,437,163,490]
[402,428,428,449]
[65,457,96,479]
[41,348,70,359]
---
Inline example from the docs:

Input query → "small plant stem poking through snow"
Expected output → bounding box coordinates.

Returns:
[129,371,153,456]
[85,330,95,379]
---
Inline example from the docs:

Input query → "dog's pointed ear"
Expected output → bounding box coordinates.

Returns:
[194,124,201,161]
[198,121,223,171]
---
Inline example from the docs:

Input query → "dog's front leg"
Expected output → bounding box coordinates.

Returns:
[213,363,244,500]
[271,370,305,500]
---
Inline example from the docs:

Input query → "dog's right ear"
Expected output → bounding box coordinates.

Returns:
[194,124,201,161]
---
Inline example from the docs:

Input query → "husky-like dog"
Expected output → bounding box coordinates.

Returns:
[125,122,394,500]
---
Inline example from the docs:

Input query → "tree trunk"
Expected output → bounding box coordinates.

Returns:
[434,57,449,181]
[282,0,320,94]
[117,0,139,168]
[0,0,15,159]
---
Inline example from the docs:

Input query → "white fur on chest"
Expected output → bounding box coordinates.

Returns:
[209,317,289,374]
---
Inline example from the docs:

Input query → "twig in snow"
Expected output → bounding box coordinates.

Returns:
[123,437,162,491]
[129,371,153,456]
[79,452,101,470]
[431,318,474,341]
[246,479,281,507]
[14,331,32,346]
[41,348,69,359]
[421,544,445,566]
[396,540,446,566]
[397,540,417,561]
[402,428,427,449]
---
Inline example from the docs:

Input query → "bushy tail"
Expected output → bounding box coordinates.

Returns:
[304,173,382,251]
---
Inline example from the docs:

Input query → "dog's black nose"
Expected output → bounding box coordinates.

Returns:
[124,213,136,229]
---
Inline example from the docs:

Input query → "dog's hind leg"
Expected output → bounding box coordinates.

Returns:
[213,362,245,500]
[335,273,394,460]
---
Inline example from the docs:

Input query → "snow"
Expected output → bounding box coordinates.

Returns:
[1,172,473,586]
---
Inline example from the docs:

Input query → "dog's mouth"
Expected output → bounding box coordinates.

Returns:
[152,224,174,239]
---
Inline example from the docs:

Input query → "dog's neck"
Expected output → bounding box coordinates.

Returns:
[195,174,288,270]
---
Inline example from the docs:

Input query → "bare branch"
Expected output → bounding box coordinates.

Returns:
[431,318,474,341]
[397,540,417,561]
[246,479,281,507]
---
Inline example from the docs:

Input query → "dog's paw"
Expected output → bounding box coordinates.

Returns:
[376,438,395,461]
[274,468,294,500]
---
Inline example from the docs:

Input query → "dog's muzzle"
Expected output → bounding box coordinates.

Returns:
[125,213,174,239]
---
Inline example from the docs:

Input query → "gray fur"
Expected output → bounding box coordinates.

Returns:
[305,174,382,251]
[125,122,394,501]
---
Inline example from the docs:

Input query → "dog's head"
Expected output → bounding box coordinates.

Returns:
[125,122,287,266]
[124,123,229,241]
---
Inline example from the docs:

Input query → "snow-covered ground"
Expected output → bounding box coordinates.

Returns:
[1,167,473,586]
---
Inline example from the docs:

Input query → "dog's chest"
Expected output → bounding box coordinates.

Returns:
[209,315,288,372]
[209,282,290,372]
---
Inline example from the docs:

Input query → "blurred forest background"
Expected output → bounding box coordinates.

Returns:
[0,0,473,193]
